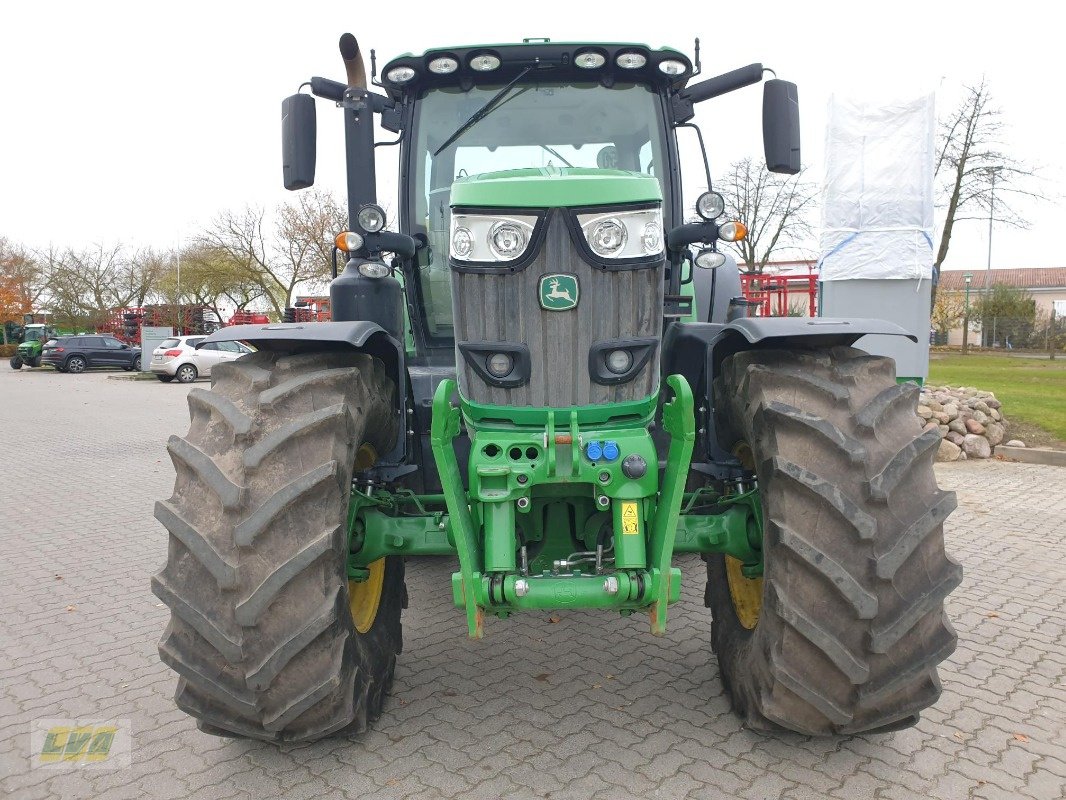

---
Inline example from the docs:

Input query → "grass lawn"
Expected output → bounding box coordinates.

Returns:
[927,354,1066,443]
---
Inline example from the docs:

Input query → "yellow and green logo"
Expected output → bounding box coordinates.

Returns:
[539,274,579,311]
[32,719,131,768]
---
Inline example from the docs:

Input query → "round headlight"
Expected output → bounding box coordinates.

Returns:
[694,249,727,269]
[658,59,687,76]
[334,231,364,252]
[589,219,627,257]
[640,222,663,254]
[358,261,390,279]
[696,191,726,220]
[428,56,459,74]
[616,52,647,69]
[489,222,527,260]
[575,51,606,69]
[386,66,416,84]
[357,204,386,233]
[606,349,633,374]
[718,220,748,242]
[470,54,501,71]
[487,352,513,378]
[452,226,473,258]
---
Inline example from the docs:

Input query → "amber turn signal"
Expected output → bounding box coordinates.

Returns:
[717,221,747,242]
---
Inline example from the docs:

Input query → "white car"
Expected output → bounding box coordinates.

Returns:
[151,336,253,383]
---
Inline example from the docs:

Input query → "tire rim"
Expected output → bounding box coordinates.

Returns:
[179,366,195,381]
[349,558,385,633]
[726,439,762,630]
[725,555,763,630]
[69,359,85,373]
[348,441,385,633]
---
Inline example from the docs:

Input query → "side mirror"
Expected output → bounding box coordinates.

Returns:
[282,93,317,190]
[762,79,801,174]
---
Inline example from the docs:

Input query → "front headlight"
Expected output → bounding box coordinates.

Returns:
[577,208,664,260]
[450,213,537,263]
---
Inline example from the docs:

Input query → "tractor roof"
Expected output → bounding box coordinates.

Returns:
[380,40,693,100]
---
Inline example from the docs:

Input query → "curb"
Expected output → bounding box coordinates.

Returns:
[107,372,158,381]
[994,445,1066,467]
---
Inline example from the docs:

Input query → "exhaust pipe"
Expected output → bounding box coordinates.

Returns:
[339,33,367,89]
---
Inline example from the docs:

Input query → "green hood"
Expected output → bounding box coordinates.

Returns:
[450,167,661,209]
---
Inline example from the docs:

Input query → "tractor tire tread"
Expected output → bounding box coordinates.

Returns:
[153,350,404,741]
[707,346,960,735]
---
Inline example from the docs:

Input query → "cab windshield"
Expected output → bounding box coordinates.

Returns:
[24,328,45,342]
[407,81,669,345]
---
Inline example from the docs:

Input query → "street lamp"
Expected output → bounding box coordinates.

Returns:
[984,166,1000,295]
[962,272,974,354]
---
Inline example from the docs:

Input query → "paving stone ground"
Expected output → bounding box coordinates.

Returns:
[0,365,1063,800]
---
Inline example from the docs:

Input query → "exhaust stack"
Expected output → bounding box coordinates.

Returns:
[339,33,367,89]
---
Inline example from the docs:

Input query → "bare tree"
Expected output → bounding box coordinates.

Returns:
[157,244,266,321]
[933,79,1043,301]
[48,244,131,329]
[198,206,278,311]
[200,189,345,315]
[715,157,818,273]
[275,188,347,294]
[118,247,166,308]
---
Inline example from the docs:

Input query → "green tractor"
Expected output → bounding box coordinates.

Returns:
[10,323,55,369]
[153,35,961,741]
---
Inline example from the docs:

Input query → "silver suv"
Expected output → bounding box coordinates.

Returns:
[150,336,253,383]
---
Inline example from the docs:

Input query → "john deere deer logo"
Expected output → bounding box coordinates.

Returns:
[539,274,579,311]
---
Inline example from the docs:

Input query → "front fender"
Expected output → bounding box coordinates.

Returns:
[710,316,916,376]
[662,317,917,479]
[202,320,409,472]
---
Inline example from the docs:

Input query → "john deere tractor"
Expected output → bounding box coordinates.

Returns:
[153,35,961,741]
[10,323,55,369]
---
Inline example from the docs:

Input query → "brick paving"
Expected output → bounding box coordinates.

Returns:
[0,365,1063,799]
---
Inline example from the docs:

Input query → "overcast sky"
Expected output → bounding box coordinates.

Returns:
[1,0,1057,273]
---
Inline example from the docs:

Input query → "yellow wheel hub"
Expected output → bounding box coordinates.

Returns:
[725,555,763,630]
[349,558,385,634]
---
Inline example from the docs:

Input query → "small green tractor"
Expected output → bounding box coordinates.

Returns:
[153,35,961,741]
[10,323,55,369]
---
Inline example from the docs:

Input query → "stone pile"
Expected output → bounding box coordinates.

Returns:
[915,385,1021,462]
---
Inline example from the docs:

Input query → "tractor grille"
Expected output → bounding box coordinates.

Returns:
[451,212,662,408]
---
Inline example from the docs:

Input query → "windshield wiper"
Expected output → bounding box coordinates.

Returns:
[540,144,574,168]
[433,66,534,157]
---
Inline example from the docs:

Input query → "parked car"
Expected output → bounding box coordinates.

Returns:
[150,336,254,383]
[41,334,141,373]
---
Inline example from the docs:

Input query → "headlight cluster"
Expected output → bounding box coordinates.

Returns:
[577,208,664,260]
[450,213,538,263]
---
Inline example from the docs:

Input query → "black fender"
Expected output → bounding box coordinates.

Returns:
[662,317,917,478]
[200,321,410,474]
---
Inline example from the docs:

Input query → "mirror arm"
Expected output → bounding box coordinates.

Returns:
[671,63,765,124]
[666,221,719,252]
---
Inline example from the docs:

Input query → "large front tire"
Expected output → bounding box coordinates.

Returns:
[152,351,403,741]
[9,356,22,370]
[707,347,962,735]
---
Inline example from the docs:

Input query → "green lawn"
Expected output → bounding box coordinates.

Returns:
[927,355,1066,441]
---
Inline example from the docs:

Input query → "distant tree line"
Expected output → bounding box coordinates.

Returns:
[0,189,345,340]
[932,284,1063,350]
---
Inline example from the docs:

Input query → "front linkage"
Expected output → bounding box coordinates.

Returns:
[348,374,764,638]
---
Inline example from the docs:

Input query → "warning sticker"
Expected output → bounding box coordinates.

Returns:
[621,501,640,535]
